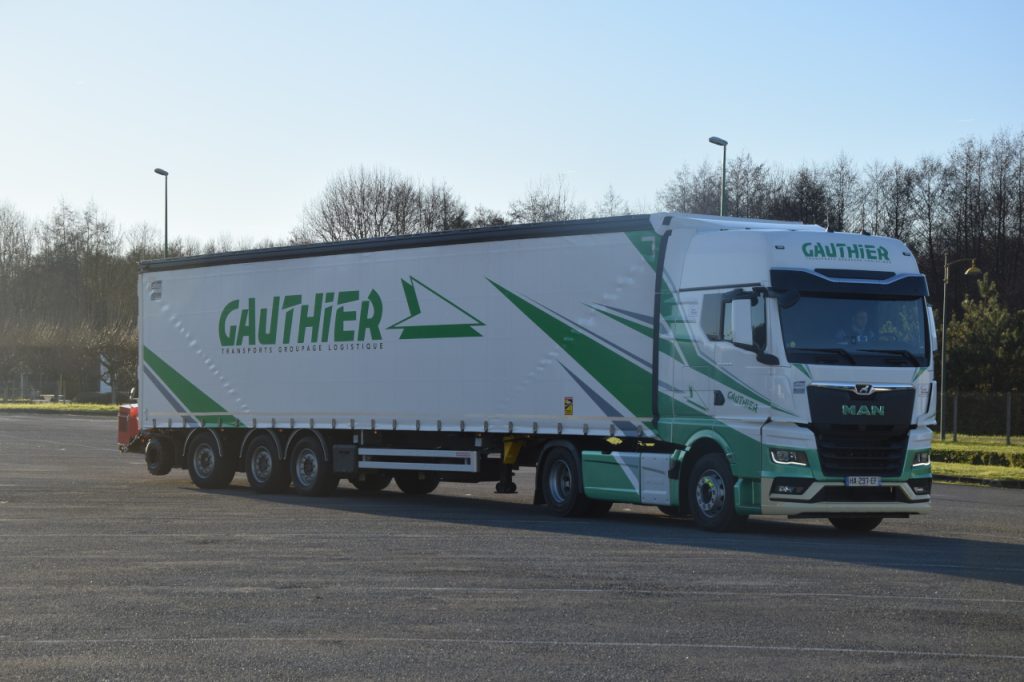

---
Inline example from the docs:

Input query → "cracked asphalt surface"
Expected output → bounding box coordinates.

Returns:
[2,413,1024,680]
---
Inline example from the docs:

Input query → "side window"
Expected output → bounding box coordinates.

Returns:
[701,293,724,340]
[702,291,768,349]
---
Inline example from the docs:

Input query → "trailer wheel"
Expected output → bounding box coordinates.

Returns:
[145,436,174,476]
[829,516,883,533]
[541,447,592,517]
[187,432,235,489]
[244,434,289,493]
[290,436,334,497]
[688,452,744,532]
[395,472,440,495]
[350,471,392,492]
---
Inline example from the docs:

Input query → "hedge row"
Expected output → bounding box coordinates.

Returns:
[931,448,1024,468]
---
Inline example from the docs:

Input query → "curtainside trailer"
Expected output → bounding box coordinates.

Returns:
[121,212,935,532]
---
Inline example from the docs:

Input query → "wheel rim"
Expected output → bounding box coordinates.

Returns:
[294,448,319,488]
[546,459,572,505]
[193,443,216,478]
[251,445,274,484]
[694,468,726,517]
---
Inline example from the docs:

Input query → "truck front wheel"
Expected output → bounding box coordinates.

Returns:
[187,432,235,489]
[541,447,592,517]
[689,452,744,532]
[290,437,334,497]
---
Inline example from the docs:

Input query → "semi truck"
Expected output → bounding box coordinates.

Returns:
[120,212,935,532]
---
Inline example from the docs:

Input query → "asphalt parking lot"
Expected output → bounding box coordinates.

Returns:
[2,413,1024,680]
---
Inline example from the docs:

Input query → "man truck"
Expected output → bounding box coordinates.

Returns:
[119,212,935,532]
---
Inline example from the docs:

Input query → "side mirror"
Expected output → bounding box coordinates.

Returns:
[926,306,938,354]
[730,299,753,347]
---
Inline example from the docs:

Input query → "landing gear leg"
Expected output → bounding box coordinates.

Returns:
[495,462,517,494]
[496,437,523,494]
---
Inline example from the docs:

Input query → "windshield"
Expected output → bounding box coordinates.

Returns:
[779,294,929,366]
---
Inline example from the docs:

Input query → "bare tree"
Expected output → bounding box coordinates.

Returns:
[0,202,32,293]
[770,166,829,225]
[726,154,779,219]
[507,176,588,223]
[912,155,946,284]
[658,162,720,215]
[292,166,468,243]
[879,161,917,244]
[592,185,630,217]
[823,153,860,231]
[419,182,469,232]
[469,206,507,227]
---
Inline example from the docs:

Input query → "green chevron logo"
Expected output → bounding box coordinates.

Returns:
[388,277,484,339]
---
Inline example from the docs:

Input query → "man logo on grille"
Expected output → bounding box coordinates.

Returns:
[854,384,873,396]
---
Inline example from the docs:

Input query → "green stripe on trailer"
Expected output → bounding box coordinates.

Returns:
[489,279,657,423]
[143,346,240,427]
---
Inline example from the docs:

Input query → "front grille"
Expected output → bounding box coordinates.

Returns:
[816,429,908,477]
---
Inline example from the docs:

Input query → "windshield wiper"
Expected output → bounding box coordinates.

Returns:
[858,349,921,366]
[791,347,857,365]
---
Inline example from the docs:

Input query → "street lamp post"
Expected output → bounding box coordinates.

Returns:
[708,136,728,216]
[939,253,982,440]
[154,168,169,257]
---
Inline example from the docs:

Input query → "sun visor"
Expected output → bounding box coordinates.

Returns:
[770,269,929,297]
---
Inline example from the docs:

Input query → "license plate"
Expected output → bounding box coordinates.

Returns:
[845,476,881,487]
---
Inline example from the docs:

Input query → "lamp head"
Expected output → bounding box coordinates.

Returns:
[154,168,169,176]
[964,259,982,277]
[708,136,728,147]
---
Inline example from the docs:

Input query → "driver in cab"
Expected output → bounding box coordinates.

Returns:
[836,309,875,345]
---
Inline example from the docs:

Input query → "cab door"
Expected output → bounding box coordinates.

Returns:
[707,290,777,424]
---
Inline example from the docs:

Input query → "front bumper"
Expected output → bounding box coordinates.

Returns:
[760,477,931,516]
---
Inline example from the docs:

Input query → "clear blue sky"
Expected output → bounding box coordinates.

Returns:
[2,0,1021,243]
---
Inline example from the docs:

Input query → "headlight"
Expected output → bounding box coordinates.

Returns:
[912,450,931,466]
[770,448,808,466]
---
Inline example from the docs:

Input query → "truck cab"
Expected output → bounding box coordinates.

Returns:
[654,218,934,531]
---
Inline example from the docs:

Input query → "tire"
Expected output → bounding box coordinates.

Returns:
[290,436,334,497]
[145,436,174,476]
[349,471,392,492]
[244,433,289,493]
[688,452,744,532]
[540,447,592,517]
[829,516,883,533]
[187,431,235,489]
[395,472,440,495]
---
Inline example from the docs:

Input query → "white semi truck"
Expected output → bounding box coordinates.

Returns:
[124,212,935,532]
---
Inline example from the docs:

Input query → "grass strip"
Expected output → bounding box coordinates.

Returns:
[0,402,119,416]
[933,461,1024,487]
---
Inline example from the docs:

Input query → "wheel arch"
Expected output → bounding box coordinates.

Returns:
[285,428,330,462]
[676,431,734,514]
[183,427,224,461]
[241,428,285,460]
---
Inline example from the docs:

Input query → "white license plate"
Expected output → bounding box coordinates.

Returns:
[845,476,881,487]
